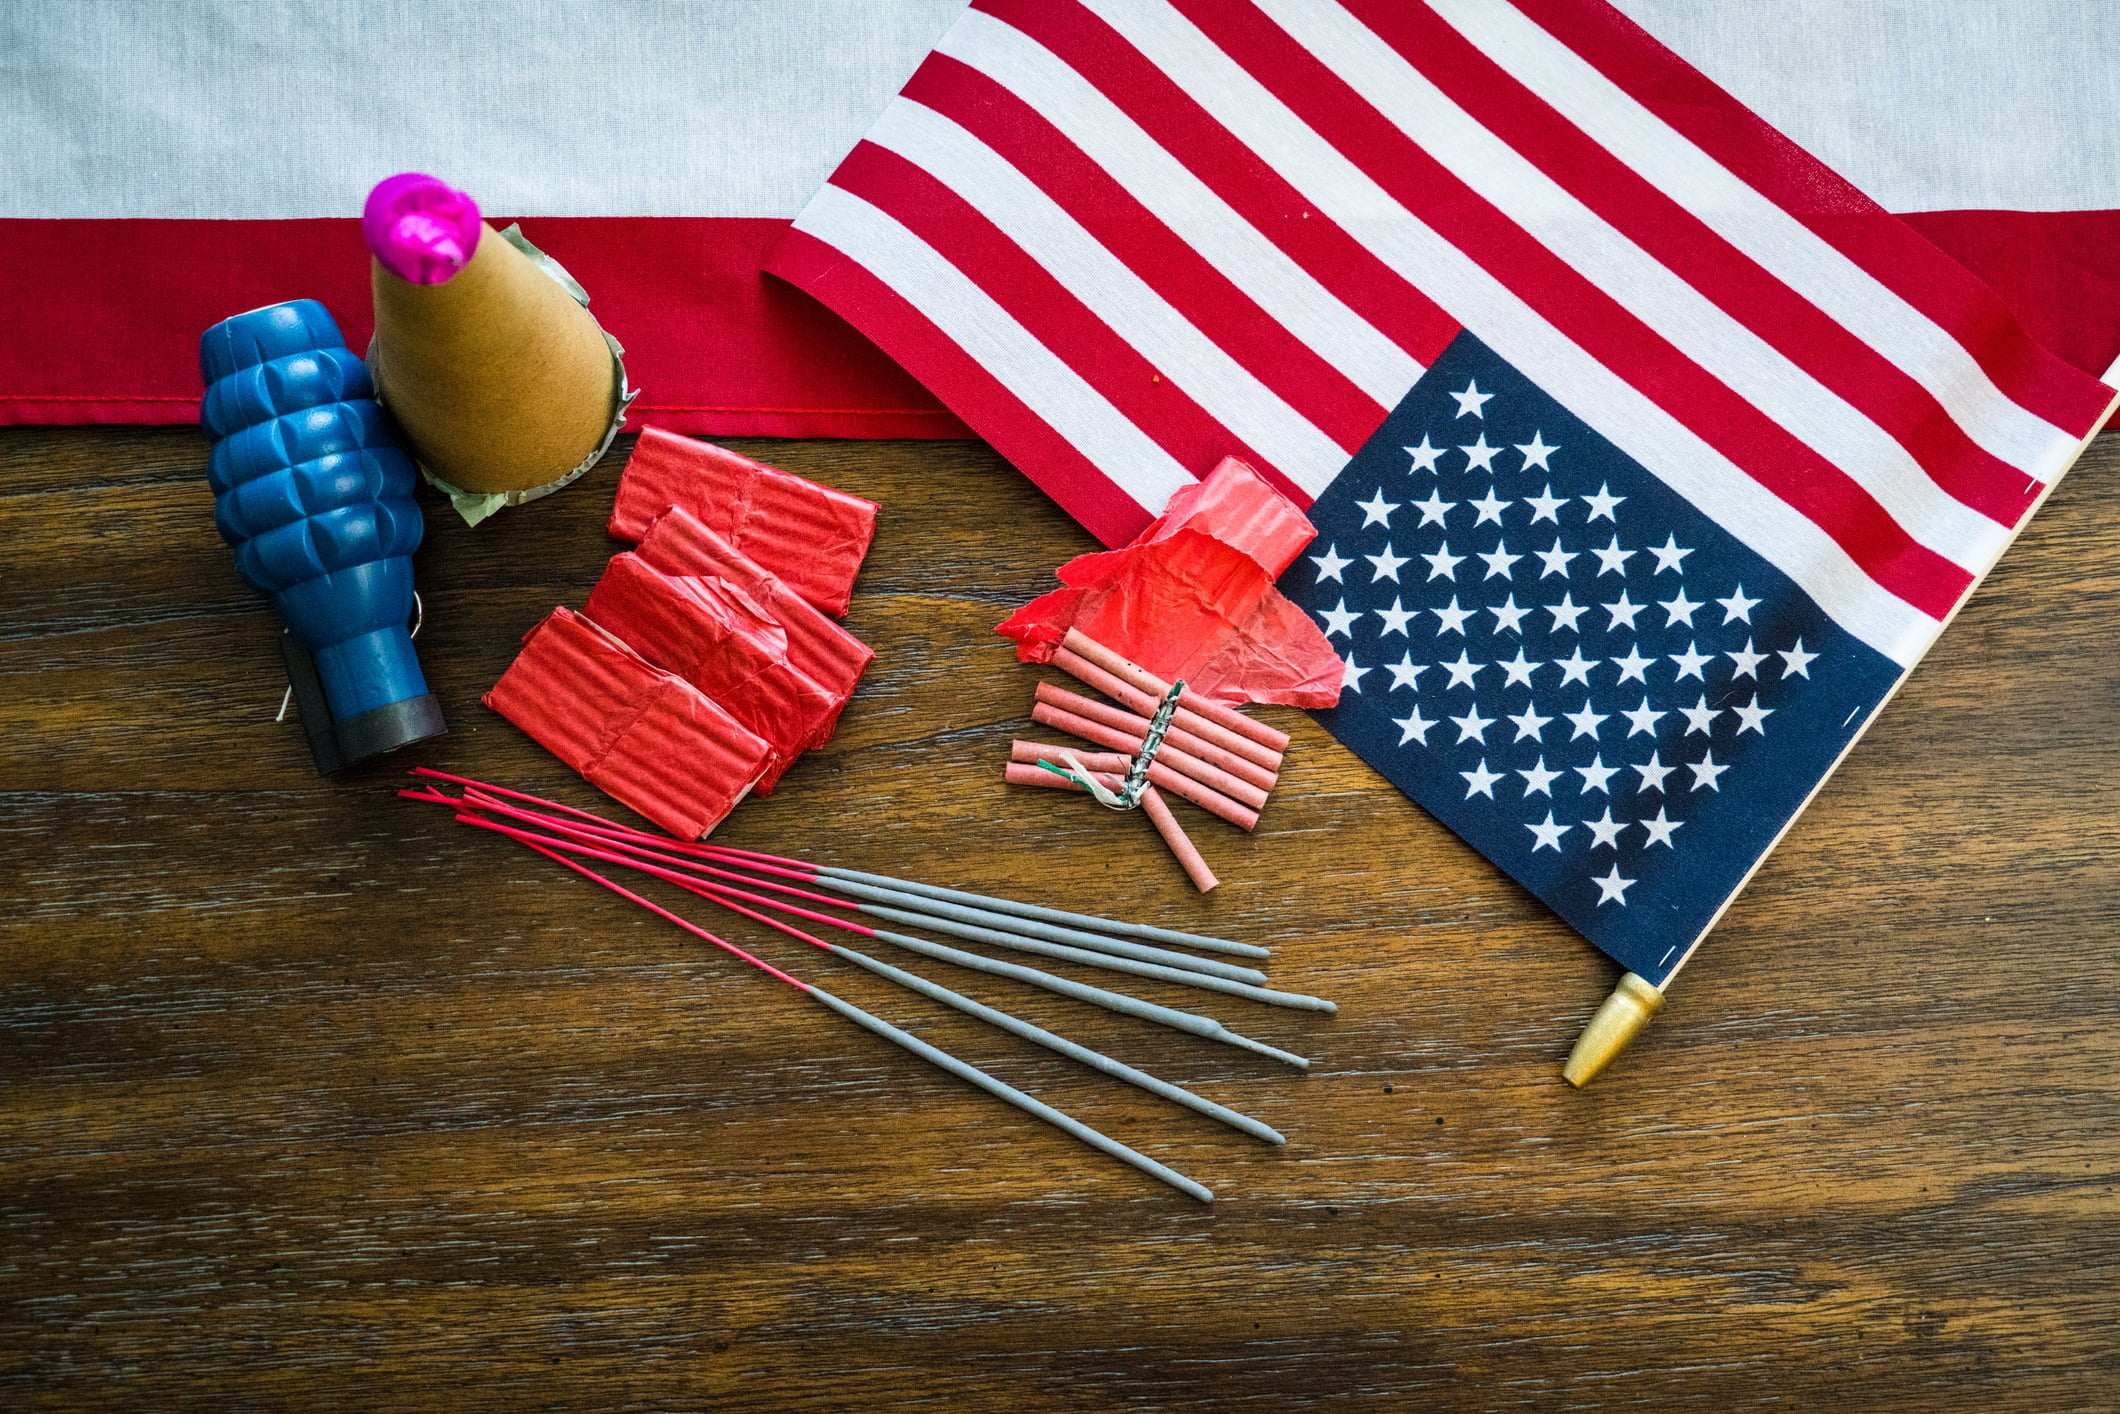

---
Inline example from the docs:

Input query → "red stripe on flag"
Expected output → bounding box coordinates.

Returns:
[827,140,1298,502]
[1509,0,2117,439]
[1176,0,1971,619]
[971,0,1461,372]
[903,53,1388,454]
[0,216,970,439]
[1350,0,2042,531]
[765,227,1162,547]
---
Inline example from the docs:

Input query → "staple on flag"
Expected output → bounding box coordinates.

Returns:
[768,0,2120,984]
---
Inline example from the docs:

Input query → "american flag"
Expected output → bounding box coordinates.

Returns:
[770,0,2119,982]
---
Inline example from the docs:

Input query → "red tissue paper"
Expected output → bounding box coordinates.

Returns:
[483,607,772,839]
[610,426,878,617]
[634,505,875,718]
[584,553,841,793]
[996,457,1342,708]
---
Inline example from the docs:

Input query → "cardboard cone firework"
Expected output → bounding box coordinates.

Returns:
[364,173,632,524]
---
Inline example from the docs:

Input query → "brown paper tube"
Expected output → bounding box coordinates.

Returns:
[1051,646,1283,774]
[1033,681,1278,795]
[370,223,620,496]
[1061,629,1292,754]
[1030,701,1269,813]
[1003,762,1217,893]
[1018,716,1261,832]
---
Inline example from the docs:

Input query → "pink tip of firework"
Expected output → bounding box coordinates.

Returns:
[363,172,481,284]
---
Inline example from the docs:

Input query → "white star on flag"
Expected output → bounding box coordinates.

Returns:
[1462,758,1504,797]
[1581,484,1625,522]
[1633,753,1675,793]
[1523,485,1567,523]
[1575,756,1619,793]
[1450,380,1493,418]
[1460,434,1503,472]
[1488,595,1533,634]
[1365,543,1409,581]
[1717,585,1761,623]
[1526,813,1571,852]
[1518,757,1562,796]
[1647,534,1693,574]
[1393,707,1435,745]
[1514,431,1559,470]
[1640,809,1682,848]
[1592,865,1636,906]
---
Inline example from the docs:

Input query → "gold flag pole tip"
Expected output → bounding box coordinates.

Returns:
[1562,972,1664,1088]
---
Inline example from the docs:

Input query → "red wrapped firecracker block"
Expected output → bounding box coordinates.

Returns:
[634,506,874,727]
[609,426,878,617]
[584,552,841,792]
[483,607,771,839]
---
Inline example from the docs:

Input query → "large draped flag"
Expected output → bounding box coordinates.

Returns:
[4,0,2117,439]
[765,0,2120,994]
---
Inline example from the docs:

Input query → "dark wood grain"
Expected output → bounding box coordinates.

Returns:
[2,423,2115,1409]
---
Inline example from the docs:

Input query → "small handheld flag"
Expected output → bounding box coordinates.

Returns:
[769,0,2120,1077]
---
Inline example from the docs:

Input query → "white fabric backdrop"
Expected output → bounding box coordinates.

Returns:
[2,0,2112,219]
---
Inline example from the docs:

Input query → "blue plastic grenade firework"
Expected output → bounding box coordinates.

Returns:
[200,299,446,773]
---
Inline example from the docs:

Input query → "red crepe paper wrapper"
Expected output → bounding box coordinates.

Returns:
[609,426,878,616]
[1127,453,1316,578]
[997,456,1341,708]
[483,607,771,839]
[584,553,841,793]
[634,505,874,722]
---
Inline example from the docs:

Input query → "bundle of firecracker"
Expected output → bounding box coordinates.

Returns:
[485,429,877,837]
[1004,628,1294,893]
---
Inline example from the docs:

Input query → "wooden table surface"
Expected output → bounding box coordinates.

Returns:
[4,425,2115,1409]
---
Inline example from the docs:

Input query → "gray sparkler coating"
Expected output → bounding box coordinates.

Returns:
[867,928,1308,1069]
[856,901,1337,1012]
[810,875,1267,984]
[824,941,1284,1145]
[810,987,1214,1204]
[808,864,1271,959]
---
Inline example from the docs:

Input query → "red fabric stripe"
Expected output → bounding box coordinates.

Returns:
[1508,0,2116,439]
[765,226,1163,547]
[1176,0,1969,619]
[971,0,1461,372]
[1348,0,2040,529]
[1901,209,2120,390]
[829,140,1298,502]
[0,216,969,438]
[903,53,1385,453]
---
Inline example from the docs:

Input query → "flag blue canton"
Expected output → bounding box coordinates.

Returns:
[1282,331,1906,984]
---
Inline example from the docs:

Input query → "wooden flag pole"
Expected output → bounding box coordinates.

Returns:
[1564,358,2120,1089]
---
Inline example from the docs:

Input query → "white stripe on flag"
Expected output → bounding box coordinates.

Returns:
[867,98,1355,493]
[1260,0,2013,568]
[792,184,1196,515]
[1079,0,1939,664]
[938,8,1426,411]
[1429,0,2086,479]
